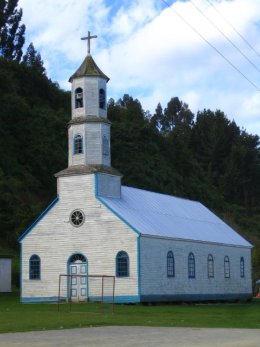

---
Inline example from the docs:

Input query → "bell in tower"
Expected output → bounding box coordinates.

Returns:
[69,31,109,120]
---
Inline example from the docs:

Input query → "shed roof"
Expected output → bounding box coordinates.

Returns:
[99,186,252,247]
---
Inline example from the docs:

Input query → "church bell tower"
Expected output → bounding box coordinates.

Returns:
[55,32,121,198]
[68,31,111,168]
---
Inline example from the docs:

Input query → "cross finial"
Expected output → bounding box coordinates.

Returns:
[81,31,97,55]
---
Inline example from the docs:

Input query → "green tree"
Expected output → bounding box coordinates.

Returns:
[191,109,240,183]
[22,42,45,74]
[108,95,180,194]
[150,103,164,132]
[163,97,194,133]
[221,131,260,209]
[0,0,25,61]
[0,58,70,247]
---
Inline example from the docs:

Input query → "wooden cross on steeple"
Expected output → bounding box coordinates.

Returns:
[81,31,97,55]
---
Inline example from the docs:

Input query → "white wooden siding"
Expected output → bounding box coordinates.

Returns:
[71,77,85,118]
[97,173,121,198]
[101,123,111,166]
[71,77,107,119]
[140,236,252,297]
[86,123,102,164]
[68,124,86,166]
[68,122,111,167]
[21,174,138,299]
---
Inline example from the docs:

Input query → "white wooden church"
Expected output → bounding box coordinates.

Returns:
[19,33,253,303]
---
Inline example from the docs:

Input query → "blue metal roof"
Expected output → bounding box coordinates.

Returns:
[99,186,252,247]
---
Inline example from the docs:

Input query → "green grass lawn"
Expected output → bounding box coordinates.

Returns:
[0,292,260,333]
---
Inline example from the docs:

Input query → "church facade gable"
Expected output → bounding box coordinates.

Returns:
[20,174,139,303]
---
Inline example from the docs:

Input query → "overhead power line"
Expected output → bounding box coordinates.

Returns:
[190,0,260,75]
[160,0,260,91]
[206,0,260,59]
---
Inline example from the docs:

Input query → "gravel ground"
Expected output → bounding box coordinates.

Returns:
[0,326,260,347]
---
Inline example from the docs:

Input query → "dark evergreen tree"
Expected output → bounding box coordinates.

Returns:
[0,0,25,61]
[191,109,240,182]
[221,130,260,209]
[163,97,194,133]
[151,103,164,132]
[22,42,45,74]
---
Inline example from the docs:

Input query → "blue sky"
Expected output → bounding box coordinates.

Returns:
[19,0,260,136]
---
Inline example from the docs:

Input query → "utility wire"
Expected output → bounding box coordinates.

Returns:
[160,0,260,91]
[190,0,260,74]
[206,0,260,59]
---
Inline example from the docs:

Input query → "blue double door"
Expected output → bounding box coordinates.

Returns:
[69,262,87,301]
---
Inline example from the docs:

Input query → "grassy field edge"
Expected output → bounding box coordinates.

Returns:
[0,292,260,333]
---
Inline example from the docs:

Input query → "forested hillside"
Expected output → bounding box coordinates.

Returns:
[0,57,70,247]
[0,0,259,286]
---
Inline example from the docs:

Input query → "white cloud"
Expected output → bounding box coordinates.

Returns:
[19,0,260,136]
[107,0,158,39]
[242,93,260,119]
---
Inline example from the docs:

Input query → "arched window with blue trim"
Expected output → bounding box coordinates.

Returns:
[208,254,214,278]
[224,256,230,278]
[240,257,245,278]
[188,252,195,278]
[29,255,41,280]
[99,88,106,109]
[167,251,175,277]
[74,134,83,154]
[116,251,129,277]
[75,87,83,108]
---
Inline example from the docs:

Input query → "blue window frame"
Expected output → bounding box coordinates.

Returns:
[99,88,106,109]
[167,251,175,277]
[102,136,109,156]
[75,87,83,108]
[74,134,83,154]
[29,255,40,280]
[116,251,129,277]
[188,252,195,278]
[240,257,245,278]
[224,256,230,278]
[208,254,214,278]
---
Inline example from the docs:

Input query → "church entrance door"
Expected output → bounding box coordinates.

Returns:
[68,254,87,302]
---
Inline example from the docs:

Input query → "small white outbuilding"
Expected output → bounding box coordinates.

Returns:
[18,33,253,303]
[0,256,12,292]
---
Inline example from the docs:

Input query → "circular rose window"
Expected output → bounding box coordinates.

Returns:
[70,210,85,227]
